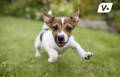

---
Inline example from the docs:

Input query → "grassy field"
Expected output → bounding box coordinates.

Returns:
[0,17,120,77]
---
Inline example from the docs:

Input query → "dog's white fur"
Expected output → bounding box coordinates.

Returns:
[35,11,93,62]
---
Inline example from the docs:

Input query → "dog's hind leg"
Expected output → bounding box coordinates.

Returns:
[35,35,41,57]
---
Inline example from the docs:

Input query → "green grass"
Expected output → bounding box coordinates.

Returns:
[0,16,120,77]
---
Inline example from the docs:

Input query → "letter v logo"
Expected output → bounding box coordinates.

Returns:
[97,3,113,13]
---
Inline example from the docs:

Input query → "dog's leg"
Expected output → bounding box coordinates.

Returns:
[45,48,58,62]
[73,42,93,60]
[69,37,93,60]
[35,35,41,57]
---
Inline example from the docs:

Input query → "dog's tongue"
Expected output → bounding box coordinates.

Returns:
[58,42,65,46]
[59,41,64,44]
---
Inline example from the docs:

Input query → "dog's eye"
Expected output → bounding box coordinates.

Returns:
[52,26,58,31]
[66,26,73,32]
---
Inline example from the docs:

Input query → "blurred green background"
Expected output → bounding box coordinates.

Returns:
[0,0,120,32]
[0,0,120,77]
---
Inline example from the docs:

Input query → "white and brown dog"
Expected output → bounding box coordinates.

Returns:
[35,11,93,62]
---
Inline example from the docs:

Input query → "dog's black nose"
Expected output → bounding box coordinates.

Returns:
[57,35,64,42]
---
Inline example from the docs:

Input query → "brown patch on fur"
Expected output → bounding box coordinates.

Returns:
[51,17,74,37]
[63,23,73,37]
[43,12,55,27]
[69,16,80,27]
[43,12,80,37]
[52,22,61,36]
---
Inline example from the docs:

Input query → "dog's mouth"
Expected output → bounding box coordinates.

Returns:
[55,36,67,47]
[56,41,66,47]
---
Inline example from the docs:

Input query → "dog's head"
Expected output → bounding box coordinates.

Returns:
[43,12,80,47]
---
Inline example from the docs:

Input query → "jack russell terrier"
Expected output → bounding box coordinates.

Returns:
[35,11,93,62]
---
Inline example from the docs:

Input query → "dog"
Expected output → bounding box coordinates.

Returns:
[35,11,93,62]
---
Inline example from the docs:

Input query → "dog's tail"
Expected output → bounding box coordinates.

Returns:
[42,10,52,31]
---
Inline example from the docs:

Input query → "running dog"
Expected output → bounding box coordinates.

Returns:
[35,11,93,62]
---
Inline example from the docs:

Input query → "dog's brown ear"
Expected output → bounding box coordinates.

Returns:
[70,11,80,26]
[43,12,54,27]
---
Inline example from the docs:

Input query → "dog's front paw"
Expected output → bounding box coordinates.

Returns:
[81,52,93,60]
